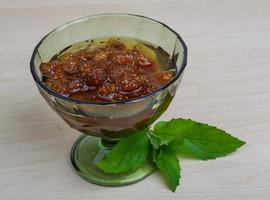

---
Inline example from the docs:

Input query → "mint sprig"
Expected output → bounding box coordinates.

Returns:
[153,146,180,192]
[97,129,150,173]
[154,119,246,160]
[97,118,246,192]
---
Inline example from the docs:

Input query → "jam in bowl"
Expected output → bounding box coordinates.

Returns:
[30,14,187,186]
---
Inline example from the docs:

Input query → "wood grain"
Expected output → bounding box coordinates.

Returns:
[0,0,270,199]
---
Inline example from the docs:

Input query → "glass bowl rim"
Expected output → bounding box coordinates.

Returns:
[30,13,188,105]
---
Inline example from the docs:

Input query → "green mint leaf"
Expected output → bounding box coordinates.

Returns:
[167,137,184,153]
[97,129,150,173]
[148,130,184,152]
[148,133,161,149]
[155,118,246,160]
[153,147,180,192]
[153,119,187,145]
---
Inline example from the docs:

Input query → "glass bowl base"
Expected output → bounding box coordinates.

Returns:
[70,134,156,186]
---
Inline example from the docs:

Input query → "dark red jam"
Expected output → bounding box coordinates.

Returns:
[40,38,175,102]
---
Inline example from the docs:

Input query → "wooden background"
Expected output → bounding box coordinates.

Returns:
[0,0,269,199]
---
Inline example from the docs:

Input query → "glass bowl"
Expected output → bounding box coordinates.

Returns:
[30,13,187,186]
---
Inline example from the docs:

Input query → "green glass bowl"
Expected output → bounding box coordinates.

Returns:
[30,13,187,186]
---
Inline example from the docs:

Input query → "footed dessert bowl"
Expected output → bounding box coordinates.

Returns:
[30,13,187,186]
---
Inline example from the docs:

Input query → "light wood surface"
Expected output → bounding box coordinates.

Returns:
[1,0,270,199]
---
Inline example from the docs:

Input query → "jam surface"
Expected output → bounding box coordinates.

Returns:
[40,38,175,102]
